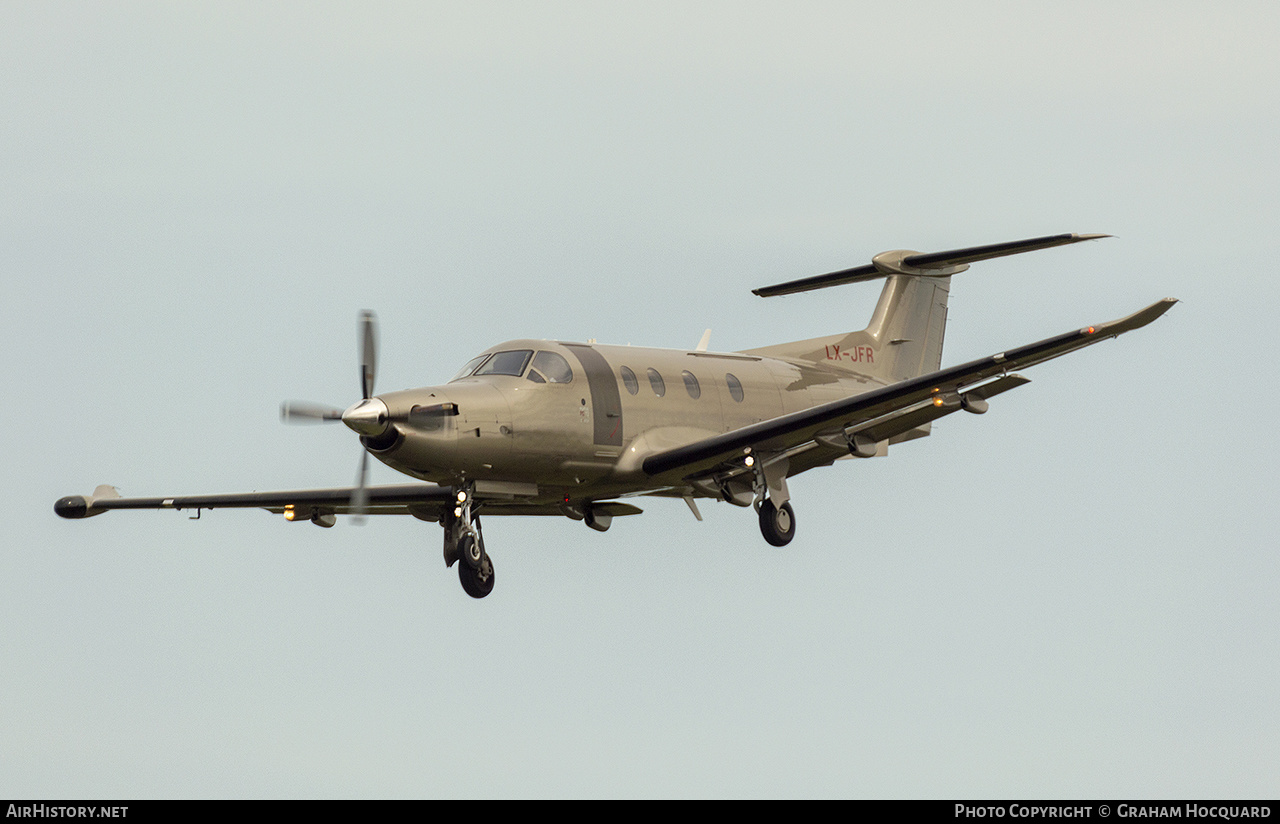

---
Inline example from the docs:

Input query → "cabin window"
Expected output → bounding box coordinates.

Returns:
[682,370,701,399]
[528,351,573,384]
[474,349,533,377]
[726,372,745,402]
[647,368,666,397]
[450,354,491,382]
[620,366,639,395]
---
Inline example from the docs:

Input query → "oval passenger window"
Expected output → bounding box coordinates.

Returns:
[620,366,639,395]
[647,368,666,397]
[682,371,701,399]
[726,373,744,402]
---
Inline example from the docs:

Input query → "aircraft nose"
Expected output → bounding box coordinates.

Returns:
[342,397,390,436]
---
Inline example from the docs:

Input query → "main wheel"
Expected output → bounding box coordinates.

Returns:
[458,555,495,598]
[758,499,796,547]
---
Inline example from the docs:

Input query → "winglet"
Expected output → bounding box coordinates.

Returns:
[1090,297,1178,337]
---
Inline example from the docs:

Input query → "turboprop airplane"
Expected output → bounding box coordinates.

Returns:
[56,233,1176,598]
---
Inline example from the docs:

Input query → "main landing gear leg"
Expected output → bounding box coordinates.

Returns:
[749,454,797,547]
[443,484,495,599]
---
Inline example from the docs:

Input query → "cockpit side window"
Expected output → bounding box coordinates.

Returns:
[450,354,491,382]
[527,351,573,384]
[474,349,533,377]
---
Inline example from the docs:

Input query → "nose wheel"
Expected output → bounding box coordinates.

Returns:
[444,485,496,598]
[457,535,495,598]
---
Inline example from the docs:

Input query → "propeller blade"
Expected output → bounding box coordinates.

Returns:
[280,401,344,423]
[284,309,381,524]
[359,309,378,399]
[350,450,369,525]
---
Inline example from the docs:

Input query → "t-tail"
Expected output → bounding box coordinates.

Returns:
[744,233,1110,385]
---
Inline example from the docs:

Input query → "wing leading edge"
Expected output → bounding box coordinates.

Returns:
[54,483,457,520]
[55,481,645,523]
[641,297,1177,481]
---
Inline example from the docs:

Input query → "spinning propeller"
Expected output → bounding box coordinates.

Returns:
[280,310,386,524]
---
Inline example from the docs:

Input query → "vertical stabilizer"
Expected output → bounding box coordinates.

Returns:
[742,274,951,384]
[745,232,1110,383]
[860,274,950,381]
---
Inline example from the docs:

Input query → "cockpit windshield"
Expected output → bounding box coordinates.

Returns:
[473,349,533,377]
[449,354,491,382]
[449,348,550,382]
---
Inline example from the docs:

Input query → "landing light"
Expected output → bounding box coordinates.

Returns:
[456,490,467,503]
[744,455,755,468]
[933,396,945,407]
[453,506,463,517]
[284,505,298,521]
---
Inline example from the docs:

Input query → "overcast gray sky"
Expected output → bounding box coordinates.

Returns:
[4,1,1277,798]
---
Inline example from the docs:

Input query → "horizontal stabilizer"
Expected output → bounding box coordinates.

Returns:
[753,233,1110,297]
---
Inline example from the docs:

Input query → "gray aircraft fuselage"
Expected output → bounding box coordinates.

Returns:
[369,338,884,500]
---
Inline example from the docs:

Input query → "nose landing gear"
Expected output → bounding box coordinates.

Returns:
[443,484,495,598]
[457,533,495,599]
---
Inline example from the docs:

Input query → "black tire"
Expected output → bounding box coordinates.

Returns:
[459,532,484,569]
[458,556,495,598]
[758,499,796,547]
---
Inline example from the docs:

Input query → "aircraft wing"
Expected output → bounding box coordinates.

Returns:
[641,297,1177,481]
[55,483,457,521]
[55,481,643,522]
